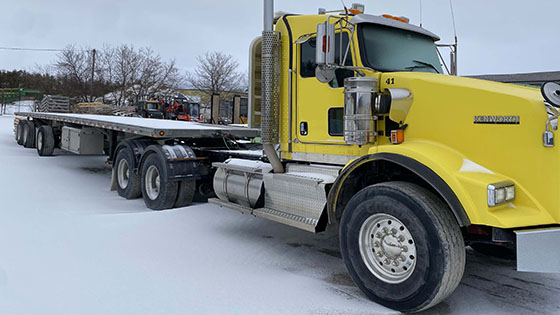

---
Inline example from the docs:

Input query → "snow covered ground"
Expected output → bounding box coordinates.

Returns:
[0,115,559,315]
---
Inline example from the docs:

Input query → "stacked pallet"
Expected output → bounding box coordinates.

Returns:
[39,95,70,113]
[72,102,113,115]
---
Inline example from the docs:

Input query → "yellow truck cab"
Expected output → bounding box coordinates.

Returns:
[211,1,560,312]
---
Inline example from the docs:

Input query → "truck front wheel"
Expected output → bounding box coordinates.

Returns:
[340,182,465,313]
[115,149,142,199]
[141,154,178,210]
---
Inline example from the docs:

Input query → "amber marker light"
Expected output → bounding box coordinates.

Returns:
[159,131,165,136]
[390,130,404,144]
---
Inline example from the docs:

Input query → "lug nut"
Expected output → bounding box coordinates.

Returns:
[391,228,397,235]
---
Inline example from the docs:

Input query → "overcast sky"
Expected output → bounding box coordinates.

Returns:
[1,0,558,76]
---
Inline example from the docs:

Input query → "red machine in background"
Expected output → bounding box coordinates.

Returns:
[165,97,203,122]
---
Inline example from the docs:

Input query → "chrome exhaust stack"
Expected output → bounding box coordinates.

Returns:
[261,0,284,173]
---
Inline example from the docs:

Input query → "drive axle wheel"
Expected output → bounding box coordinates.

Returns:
[174,179,195,208]
[141,153,178,210]
[340,182,465,313]
[36,125,55,156]
[115,149,141,199]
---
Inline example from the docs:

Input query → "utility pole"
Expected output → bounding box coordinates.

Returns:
[91,48,96,102]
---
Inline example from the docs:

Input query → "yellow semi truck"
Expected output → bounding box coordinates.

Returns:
[211,1,560,312]
[14,1,560,313]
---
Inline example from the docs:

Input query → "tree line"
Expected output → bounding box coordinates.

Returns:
[0,45,246,106]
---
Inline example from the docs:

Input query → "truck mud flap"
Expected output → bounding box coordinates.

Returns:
[515,227,560,273]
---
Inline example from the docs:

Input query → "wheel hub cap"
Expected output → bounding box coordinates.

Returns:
[37,132,43,150]
[359,213,417,284]
[117,159,130,189]
[145,165,160,200]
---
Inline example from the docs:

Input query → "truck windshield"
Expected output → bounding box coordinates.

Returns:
[359,24,443,74]
[146,102,158,110]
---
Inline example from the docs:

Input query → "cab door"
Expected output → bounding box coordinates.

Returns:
[295,32,353,147]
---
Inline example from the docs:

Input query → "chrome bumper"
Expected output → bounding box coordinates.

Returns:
[515,227,560,273]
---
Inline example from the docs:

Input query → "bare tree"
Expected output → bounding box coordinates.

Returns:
[55,45,95,102]
[186,51,245,97]
[99,45,183,106]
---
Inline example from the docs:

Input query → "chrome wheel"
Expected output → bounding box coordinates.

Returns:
[359,213,417,284]
[37,131,43,151]
[23,126,28,143]
[117,159,130,189]
[145,165,160,200]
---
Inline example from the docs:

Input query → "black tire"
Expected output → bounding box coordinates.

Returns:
[141,153,178,210]
[339,182,465,313]
[23,121,36,148]
[14,120,21,142]
[16,121,26,145]
[115,149,142,199]
[174,179,195,208]
[36,125,55,156]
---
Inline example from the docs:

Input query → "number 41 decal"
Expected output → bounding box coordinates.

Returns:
[385,78,395,85]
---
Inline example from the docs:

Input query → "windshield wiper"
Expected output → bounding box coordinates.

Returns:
[411,59,440,74]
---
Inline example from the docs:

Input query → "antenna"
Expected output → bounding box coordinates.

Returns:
[340,0,349,18]
[419,0,423,27]
[449,0,457,38]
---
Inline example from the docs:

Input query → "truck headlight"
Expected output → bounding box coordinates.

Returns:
[488,181,515,206]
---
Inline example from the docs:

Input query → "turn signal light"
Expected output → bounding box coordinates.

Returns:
[487,181,515,206]
[390,130,404,144]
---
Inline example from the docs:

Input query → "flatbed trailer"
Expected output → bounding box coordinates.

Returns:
[14,111,262,210]
[10,1,560,312]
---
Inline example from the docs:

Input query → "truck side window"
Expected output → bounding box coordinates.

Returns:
[328,107,344,136]
[300,32,352,80]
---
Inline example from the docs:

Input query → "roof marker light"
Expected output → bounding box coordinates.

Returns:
[382,14,410,23]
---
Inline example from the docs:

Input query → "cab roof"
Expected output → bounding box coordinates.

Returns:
[351,14,440,41]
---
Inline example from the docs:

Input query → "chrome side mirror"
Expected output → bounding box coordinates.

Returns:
[315,22,336,83]
[315,22,335,65]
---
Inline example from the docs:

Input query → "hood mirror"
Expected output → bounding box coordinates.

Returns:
[542,81,560,107]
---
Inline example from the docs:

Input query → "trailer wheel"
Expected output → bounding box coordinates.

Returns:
[14,119,21,142]
[141,153,178,210]
[115,149,142,199]
[37,125,55,156]
[16,121,26,145]
[340,182,465,313]
[174,179,195,208]
[23,121,36,148]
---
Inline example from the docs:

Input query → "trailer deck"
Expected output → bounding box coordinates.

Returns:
[15,112,260,139]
